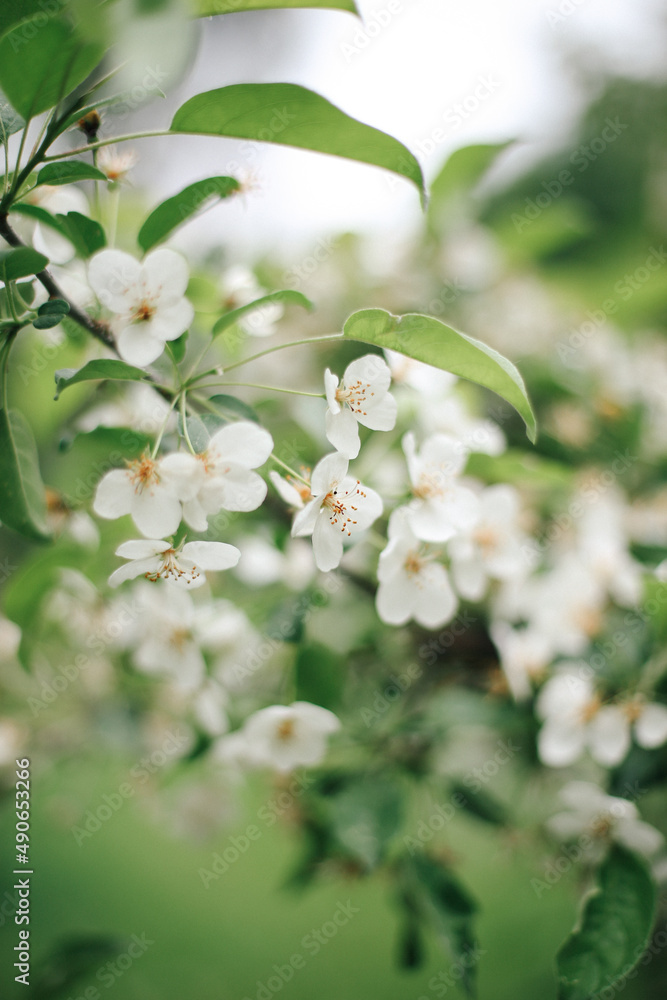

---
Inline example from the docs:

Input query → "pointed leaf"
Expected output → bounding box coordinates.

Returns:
[138,176,241,252]
[0,90,24,142]
[557,846,657,1000]
[0,407,50,541]
[54,360,148,399]
[0,247,48,282]
[0,16,103,119]
[194,0,358,12]
[430,141,513,207]
[36,162,107,187]
[207,394,260,423]
[212,289,312,337]
[55,212,106,257]
[344,308,537,442]
[171,84,424,201]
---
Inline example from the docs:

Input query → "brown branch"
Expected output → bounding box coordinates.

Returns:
[0,213,118,353]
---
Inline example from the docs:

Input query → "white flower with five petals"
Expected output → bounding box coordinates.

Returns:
[181,422,273,531]
[108,539,240,589]
[93,452,202,538]
[403,432,480,543]
[88,248,194,366]
[547,781,664,859]
[376,508,457,628]
[291,452,382,572]
[324,354,397,459]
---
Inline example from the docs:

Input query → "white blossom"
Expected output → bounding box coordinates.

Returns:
[402,432,479,543]
[181,422,273,530]
[490,621,552,701]
[324,354,397,459]
[108,538,240,589]
[376,508,457,628]
[291,452,382,572]
[448,485,527,601]
[93,452,202,538]
[221,701,341,773]
[220,265,283,338]
[547,781,664,859]
[88,248,194,366]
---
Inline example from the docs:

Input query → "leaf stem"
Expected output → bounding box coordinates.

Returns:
[220,332,343,374]
[42,130,172,162]
[196,380,324,398]
[270,452,310,486]
[179,391,197,455]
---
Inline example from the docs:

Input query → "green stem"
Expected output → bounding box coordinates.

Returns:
[219,333,344,375]
[107,184,120,248]
[151,392,181,459]
[270,453,310,486]
[196,380,324,398]
[179,391,197,455]
[5,282,21,323]
[42,130,171,162]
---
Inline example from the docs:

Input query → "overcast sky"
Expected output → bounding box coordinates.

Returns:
[121,0,667,258]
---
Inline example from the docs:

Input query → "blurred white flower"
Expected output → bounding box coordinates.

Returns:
[88,248,194,366]
[402,432,479,543]
[233,534,315,591]
[97,146,138,184]
[76,383,176,437]
[0,616,21,661]
[536,669,632,768]
[108,539,240,589]
[291,452,382,572]
[448,485,526,601]
[220,265,283,337]
[181,422,273,531]
[376,507,457,628]
[94,452,201,538]
[324,354,397,459]
[547,781,664,858]
[269,469,312,510]
[221,701,341,773]
[490,621,552,701]
[574,486,643,607]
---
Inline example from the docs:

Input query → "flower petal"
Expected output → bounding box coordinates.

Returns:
[208,421,273,467]
[324,369,340,413]
[93,469,135,519]
[108,556,160,588]
[131,485,182,538]
[89,250,141,312]
[116,324,165,367]
[182,541,241,571]
[312,512,343,571]
[357,391,397,432]
[115,539,170,558]
[159,452,204,502]
[588,705,631,767]
[325,407,360,459]
[634,703,667,749]
[344,354,391,395]
[291,497,320,537]
[142,248,190,305]
[311,452,349,495]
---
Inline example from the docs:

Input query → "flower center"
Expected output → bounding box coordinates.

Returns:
[145,549,201,586]
[133,299,156,322]
[322,481,366,536]
[169,627,191,650]
[127,454,159,493]
[276,718,295,741]
[589,812,614,839]
[574,606,603,637]
[413,469,446,500]
[579,694,602,724]
[404,552,425,577]
[474,525,499,553]
[335,378,374,416]
[622,697,644,724]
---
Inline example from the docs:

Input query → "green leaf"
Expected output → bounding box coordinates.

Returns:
[0,90,24,142]
[36,161,107,187]
[32,298,70,330]
[411,853,479,996]
[295,642,344,711]
[430,141,513,207]
[557,846,657,1000]
[137,176,241,252]
[212,290,313,337]
[0,16,103,119]
[344,309,537,442]
[54,360,148,399]
[55,211,106,257]
[171,84,424,202]
[0,407,50,541]
[194,0,358,11]
[0,247,48,282]
[167,332,188,364]
[206,394,260,423]
[465,450,572,490]
[329,777,403,868]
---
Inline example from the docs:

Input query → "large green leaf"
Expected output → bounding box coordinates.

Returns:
[0,247,48,282]
[171,84,424,201]
[194,0,358,11]
[430,141,513,207]
[138,176,241,253]
[0,1,52,40]
[328,777,403,868]
[0,406,50,541]
[36,162,107,187]
[54,360,148,399]
[212,289,313,337]
[344,308,537,442]
[0,90,24,142]
[0,16,103,119]
[557,846,657,1000]
[55,212,106,258]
